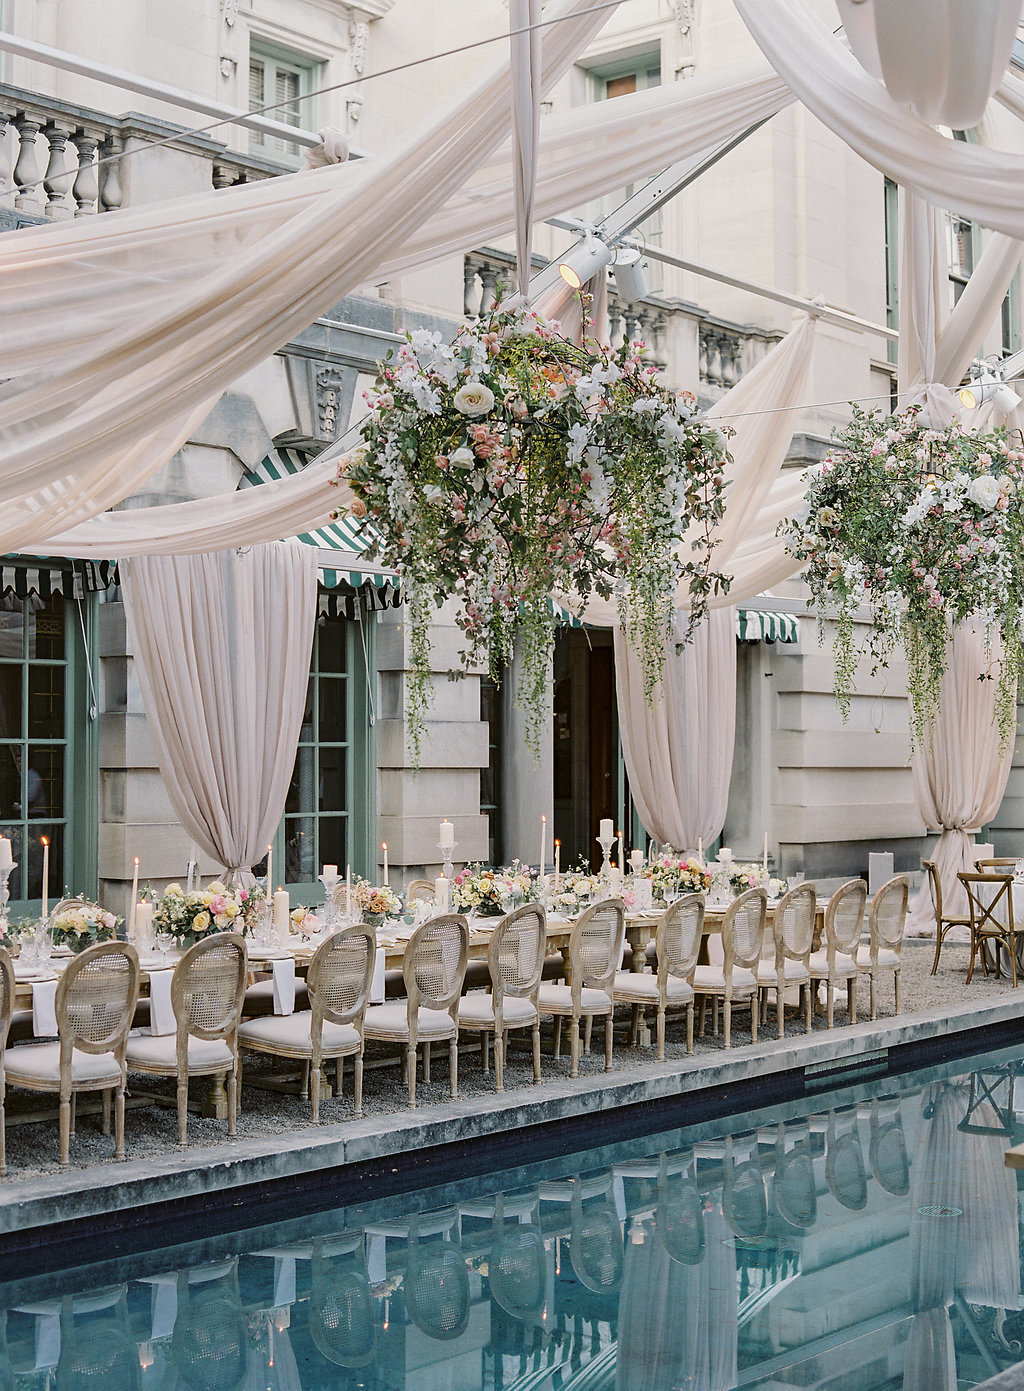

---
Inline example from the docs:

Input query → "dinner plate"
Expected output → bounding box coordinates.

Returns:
[14,969,57,983]
[248,948,290,961]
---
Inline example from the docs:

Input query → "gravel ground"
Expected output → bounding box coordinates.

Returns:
[1,937,1016,1179]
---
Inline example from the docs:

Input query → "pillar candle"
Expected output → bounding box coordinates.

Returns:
[439,820,454,848]
[382,842,389,886]
[434,874,449,913]
[540,815,546,880]
[599,818,613,843]
[134,900,153,948]
[322,864,338,880]
[0,837,12,870]
[630,849,643,872]
[273,888,290,938]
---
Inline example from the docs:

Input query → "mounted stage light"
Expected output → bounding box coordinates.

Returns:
[557,235,614,290]
[959,365,1022,414]
[611,246,648,304]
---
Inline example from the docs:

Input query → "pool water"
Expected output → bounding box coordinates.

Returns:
[5,1044,1024,1390]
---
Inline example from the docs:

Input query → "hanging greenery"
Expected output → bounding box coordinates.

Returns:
[783,404,1024,750]
[334,306,730,762]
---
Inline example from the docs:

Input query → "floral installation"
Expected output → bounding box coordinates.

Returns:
[153,880,253,946]
[50,899,119,953]
[639,854,713,901]
[783,404,1024,749]
[354,880,402,920]
[335,305,730,761]
[452,865,506,916]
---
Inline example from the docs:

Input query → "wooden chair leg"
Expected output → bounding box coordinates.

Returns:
[570,1018,580,1079]
[804,982,812,1033]
[407,1044,417,1109]
[59,1088,72,1166]
[101,1088,111,1136]
[656,1006,666,1062]
[0,1077,7,1177]
[114,1083,126,1161]
[723,998,732,1050]
[826,981,835,1029]
[848,976,858,1024]
[750,993,758,1045]
[584,1017,593,1055]
[311,1057,320,1126]
[176,1076,189,1148]
[423,1040,431,1085]
[604,1012,613,1072]
[70,1092,77,1139]
[776,986,785,1040]
[697,996,706,1037]
[869,974,877,1021]
[353,1051,364,1118]
[685,1002,694,1055]
[300,1060,310,1100]
[532,1022,541,1082]
[336,1057,344,1095]
[494,1031,504,1093]
[553,1016,563,1060]
[629,1004,641,1047]
[930,923,944,975]
[482,1032,489,1073]
[713,998,720,1036]
[449,1036,459,1100]
[893,970,901,1016]
[227,1063,238,1137]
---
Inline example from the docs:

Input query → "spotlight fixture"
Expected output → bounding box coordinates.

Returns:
[557,235,614,290]
[611,246,648,303]
[959,365,1022,414]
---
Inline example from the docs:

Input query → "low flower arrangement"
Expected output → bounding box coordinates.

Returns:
[354,881,402,922]
[452,866,505,916]
[722,863,768,897]
[641,854,712,901]
[550,869,602,916]
[493,859,540,905]
[336,305,730,761]
[51,900,119,953]
[783,405,1024,749]
[153,880,253,946]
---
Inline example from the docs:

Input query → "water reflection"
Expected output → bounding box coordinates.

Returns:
[2,1060,1024,1390]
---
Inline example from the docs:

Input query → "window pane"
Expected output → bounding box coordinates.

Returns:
[318,619,346,674]
[0,607,24,661]
[249,59,265,109]
[286,745,315,816]
[27,597,64,661]
[318,816,347,872]
[0,749,20,822]
[284,817,315,883]
[0,665,22,744]
[319,747,346,813]
[0,821,23,900]
[319,676,346,743]
[28,824,63,903]
[274,68,302,128]
[28,746,63,819]
[605,73,637,99]
[27,664,63,739]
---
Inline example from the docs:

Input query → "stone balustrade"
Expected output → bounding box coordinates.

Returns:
[0,82,284,225]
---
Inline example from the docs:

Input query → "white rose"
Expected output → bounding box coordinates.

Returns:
[450,447,476,469]
[968,474,1000,511]
[453,381,495,416]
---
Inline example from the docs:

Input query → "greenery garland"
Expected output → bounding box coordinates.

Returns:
[783,404,1024,750]
[334,306,730,762]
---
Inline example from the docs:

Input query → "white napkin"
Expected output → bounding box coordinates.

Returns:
[369,947,385,1004]
[272,958,296,1016]
[32,979,58,1037]
[149,968,176,1036]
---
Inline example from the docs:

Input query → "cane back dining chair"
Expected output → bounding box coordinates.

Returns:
[124,932,247,1146]
[4,941,139,1166]
[457,903,546,1091]
[856,875,909,1019]
[406,879,437,906]
[922,859,972,976]
[612,894,703,1058]
[537,898,625,1079]
[755,883,815,1038]
[958,869,1020,986]
[238,925,375,1123]
[363,914,468,1108]
[308,1237,378,1370]
[808,879,866,1028]
[693,887,767,1049]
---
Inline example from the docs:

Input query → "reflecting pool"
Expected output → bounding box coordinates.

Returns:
[6,1045,1024,1390]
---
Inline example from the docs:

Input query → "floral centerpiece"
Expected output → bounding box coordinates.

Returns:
[336,305,730,761]
[493,859,540,905]
[722,863,767,897]
[354,881,402,925]
[642,854,713,901]
[153,880,253,946]
[51,900,119,953]
[550,869,602,917]
[783,405,1024,749]
[451,866,505,916]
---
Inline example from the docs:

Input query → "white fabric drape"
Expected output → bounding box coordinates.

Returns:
[836,0,1022,131]
[510,0,543,297]
[734,0,1024,241]
[614,609,736,855]
[0,0,612,554]
[121,543,317,883]
[905,626,1015,933]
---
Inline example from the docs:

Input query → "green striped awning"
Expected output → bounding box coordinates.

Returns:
[240,447,401,618]
[736,608,800,644]
[1,558,114,603]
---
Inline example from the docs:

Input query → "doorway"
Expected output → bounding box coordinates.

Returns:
[553,629,623,871]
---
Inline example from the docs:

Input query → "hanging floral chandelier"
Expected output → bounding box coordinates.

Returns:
[335,306,730,762]
[783,404,1024,750]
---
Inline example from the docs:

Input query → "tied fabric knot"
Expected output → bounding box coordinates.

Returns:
[303,127,350,170]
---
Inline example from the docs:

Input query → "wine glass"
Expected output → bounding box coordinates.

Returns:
[156,931,173,959]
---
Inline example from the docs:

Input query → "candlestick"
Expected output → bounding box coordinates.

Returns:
[265,843,273,897]
[382,842,389,887]
[439,819,454,849]
[554,839,560,889]
[41,837,51,919]
[0,860,16,937]
[596,825,615,883]
[436,841,458,882]
[540,815,547,881]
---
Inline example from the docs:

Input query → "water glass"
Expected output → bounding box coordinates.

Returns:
[156,931,173,958]
[33,922,52,964]
[255,910,276,949]
[18,930,38,969]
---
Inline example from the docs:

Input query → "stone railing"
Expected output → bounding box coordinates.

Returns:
[0,82,286,223]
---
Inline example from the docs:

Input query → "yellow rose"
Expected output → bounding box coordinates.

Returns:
[193,911,211,931]
[207,880,227,896]
[224,902,240,918]
[165,883,183,896]
[214,913,230,928]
